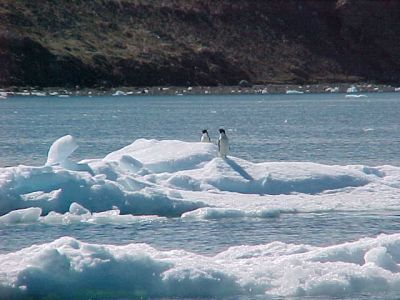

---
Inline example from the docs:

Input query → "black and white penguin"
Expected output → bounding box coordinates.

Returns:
[218,128,229,158]
[201,129,211,143]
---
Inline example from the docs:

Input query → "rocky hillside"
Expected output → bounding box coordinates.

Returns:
[1,0,399,87]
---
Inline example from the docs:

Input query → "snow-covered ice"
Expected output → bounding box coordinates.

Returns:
[3,234,400,298]
[45,135,78,167]
[2,137,400,298]
[0,137,399,221]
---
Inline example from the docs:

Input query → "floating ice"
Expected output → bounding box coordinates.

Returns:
[31,91,46,97]
[363,127,374,132]
[324,87,339,93]
[2,234,400,298]
[112,90,126,96]
[3,137,400,297]
[181,207,289,220]
[0,138,399,221]
[39,202,164,225]
[0,207,41,224]
[345,94,367,98]
[346,85,359,93]
[286,90,304,94]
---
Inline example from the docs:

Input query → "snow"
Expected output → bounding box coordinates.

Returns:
[45,135,78,166]
[2,234,400,298]
[0,207,41,224]
[1,137,400,223]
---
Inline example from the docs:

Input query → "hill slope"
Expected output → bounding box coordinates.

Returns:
[1,0,400,87]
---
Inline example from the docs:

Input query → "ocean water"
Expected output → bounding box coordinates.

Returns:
[1,92,400,299]
[1,93,400,167]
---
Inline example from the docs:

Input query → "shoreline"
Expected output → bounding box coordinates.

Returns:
[1,83,399,97]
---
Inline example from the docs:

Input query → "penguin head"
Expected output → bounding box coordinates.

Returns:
[219,128,226,134]
[202,129,208,134]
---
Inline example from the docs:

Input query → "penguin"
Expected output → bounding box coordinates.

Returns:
[201,129,211,143]
[218,128,229,158]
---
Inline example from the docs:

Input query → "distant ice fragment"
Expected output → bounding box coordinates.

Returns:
[112,90,126,96]
[324,87,339,93]
[362,128,374,132]
[0,91,8,99]
[346,85,358,93]
[286,90,303,94]
[345,94,367,98]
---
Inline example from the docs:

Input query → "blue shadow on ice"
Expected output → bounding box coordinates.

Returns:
[225,158,254,181]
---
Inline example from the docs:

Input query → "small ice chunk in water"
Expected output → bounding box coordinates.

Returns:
[112,90,126,96]
[346,85,358,93]
[46,135,78,166]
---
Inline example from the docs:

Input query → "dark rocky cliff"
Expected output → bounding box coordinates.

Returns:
[1,0,399,87]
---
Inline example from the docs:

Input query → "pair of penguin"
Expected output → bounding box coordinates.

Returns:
[201,129,229,158]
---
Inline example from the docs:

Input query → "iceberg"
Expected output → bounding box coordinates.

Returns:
[0,137,399,222]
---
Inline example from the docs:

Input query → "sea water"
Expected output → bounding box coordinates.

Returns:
[1,92,400,299]
[1,93,400,167]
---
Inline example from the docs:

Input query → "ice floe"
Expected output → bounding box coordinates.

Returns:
[0,137,399,223]
[2,234,400,298]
